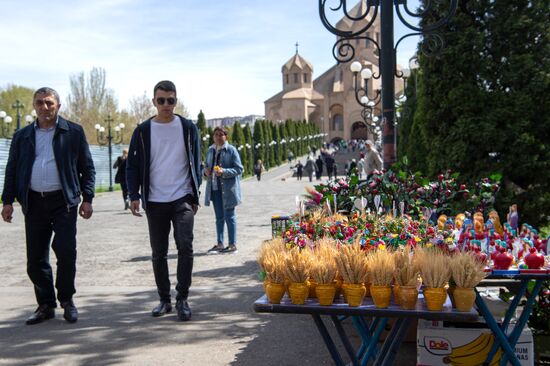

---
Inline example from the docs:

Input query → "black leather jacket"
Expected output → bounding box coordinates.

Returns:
[1,117,96,214]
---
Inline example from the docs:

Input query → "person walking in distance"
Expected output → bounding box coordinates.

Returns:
[304,157,315,182]
[294,160,304,180]
[126,80,202,321]
[204,127,244,254]
[1,87,95,325]
[315,155,324,180]
[364,140,383,178]
[253,159,265,181]
[113,148,129,210]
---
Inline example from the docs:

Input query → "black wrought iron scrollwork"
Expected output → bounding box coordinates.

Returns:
[394,0,458,33]
[418,33,445,57]
[319,0,379,38]
[332,35,381,65]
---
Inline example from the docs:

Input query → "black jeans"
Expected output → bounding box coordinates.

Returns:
[25,190,78,308]
[145,195,195,302]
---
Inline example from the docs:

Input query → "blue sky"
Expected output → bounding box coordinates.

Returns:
[0,0,420,119]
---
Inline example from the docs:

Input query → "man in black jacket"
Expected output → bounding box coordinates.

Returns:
[126,80,202,321]
[1,87,95,325]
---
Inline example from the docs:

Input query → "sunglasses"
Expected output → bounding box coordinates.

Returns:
[156,97,176,105]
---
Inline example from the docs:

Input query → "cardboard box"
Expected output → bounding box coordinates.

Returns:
[417,321,533,366]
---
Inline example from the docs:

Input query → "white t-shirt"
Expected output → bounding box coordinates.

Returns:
[148,116,193,202]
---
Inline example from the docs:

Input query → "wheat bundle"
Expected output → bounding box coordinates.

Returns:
[367,250,396,286]
[450,252,487,288]
[393,247,420,287]
[310,239,338,284]
[257,238,286,270]
[416,248,451,288]
[283,247,311,283]
[334,243,368,284]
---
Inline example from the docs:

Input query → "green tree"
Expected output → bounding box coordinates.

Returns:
[0,84,35,130]
[232,121,249,175]
[407,0,550,226]
[243,123,254,174]
[197,110,208,161]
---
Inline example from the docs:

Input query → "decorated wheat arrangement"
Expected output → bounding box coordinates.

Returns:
[450,251,487,288]
[334,242,368,284]
[310,238,338,284]
[393,246,420,287]
[367,250,396,286]
[283,247,311,283]
[416,248,451,288]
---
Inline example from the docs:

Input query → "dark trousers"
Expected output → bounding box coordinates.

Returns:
[145,195,195,302]
[25,191,77,308]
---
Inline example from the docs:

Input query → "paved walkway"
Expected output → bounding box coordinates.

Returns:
[0,160,415,365]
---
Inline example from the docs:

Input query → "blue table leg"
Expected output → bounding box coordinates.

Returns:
[361,317,388,366]
[331,315,360,366]
[378,318,412,366]
[373,318,404,366]
[484,280,528,365]
[312,314,346,366]
[352,316,369,360]
[475,290,521,366]
[499,280,544,366]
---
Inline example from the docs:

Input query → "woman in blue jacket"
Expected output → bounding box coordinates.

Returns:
[204,127,243,254]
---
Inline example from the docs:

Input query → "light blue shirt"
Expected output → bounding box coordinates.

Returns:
[30,119,62,192]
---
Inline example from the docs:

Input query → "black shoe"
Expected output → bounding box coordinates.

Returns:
[220,245,238,254]
[61,300,78,323]
[151,301,172,317]
[176,300,191,321]
[207,244,224,255]
[26,304,55,325]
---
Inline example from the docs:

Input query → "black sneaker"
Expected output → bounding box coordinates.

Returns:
[176,300,191,321]
[207,244,224,255]
[220,245,238,254]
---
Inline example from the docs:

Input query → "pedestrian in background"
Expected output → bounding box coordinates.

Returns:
[253,159,265,181]
[315,155,324,180]
[365,140,383,178]
[1,87,95,325]
[204,127,244,255]
[127,80,201,321]
[113,148,129,210]
[304,157,315,182]
[294,160,304,180]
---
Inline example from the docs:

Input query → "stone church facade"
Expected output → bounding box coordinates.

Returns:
[264,2,404,143]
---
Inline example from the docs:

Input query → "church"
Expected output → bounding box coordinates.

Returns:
[264,1,405,144]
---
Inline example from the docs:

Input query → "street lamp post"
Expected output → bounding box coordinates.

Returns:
[319,0,458,167]
[95,115,125,192]
[12,100,25,132]
[0,108,34,138]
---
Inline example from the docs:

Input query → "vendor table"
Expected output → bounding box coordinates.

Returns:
[254,294,478,366]
[254,271,549,366]
[476,271,549,366]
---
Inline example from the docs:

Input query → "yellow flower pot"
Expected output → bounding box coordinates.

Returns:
[316,283,337,306]
[288,281,309,305]
[370,284,392,308]
[343,283,366,307]
[265,281,286,304]
[364,282,371,297]
[341,282,349,303]
[399,285,418,310]
[334,278,343,301]
[308,278,318,298]
[424,287,447,311]
[448,285,457,308]
[263,279,269,293]
[393,283,401,305]
[453,287,476,312]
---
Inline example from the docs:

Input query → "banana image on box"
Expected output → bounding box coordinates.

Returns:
[443,333,502,366]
